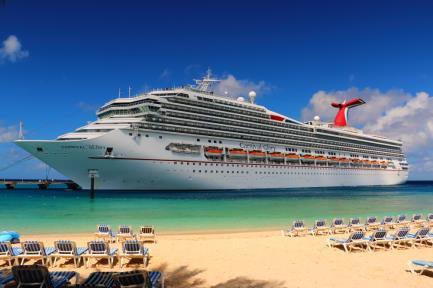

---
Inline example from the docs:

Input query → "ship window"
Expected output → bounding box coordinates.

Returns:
[197,139,200,142]
[159,136,162,139]
[105,147,113,156]
[36,147,43,152]
[208,140,211,143]
[129,133,133,136]
[145,134,149,137]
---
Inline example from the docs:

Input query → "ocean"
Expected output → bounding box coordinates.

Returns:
[1,181,433,234]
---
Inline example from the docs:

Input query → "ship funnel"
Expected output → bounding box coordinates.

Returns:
[331,98,365,127]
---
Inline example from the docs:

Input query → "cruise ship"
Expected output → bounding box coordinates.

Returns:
[16,73,409,190]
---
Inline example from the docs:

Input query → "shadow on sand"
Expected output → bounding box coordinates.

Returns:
[155,263,286,288]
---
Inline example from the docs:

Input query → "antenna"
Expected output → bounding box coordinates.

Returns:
[194,69,220,92]
[18,121,24,140]
[118,88,121,98]
[128,86,132,98]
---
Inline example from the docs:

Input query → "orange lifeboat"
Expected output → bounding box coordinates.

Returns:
[315,156,327,162]
[328,157,339,162]
[301,154,315,162]
[249,150,266,159]
[204,146,224,157]
[339,157,350,163]
[228,148,247,158]
[285,153,300,161]
[268,151,284,160]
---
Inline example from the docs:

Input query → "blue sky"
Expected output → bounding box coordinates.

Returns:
[1,0,433,179]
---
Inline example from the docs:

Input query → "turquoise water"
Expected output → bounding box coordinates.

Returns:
[1,181,433,234]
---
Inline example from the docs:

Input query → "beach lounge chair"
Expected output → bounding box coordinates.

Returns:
[50,240,88,268]
[81,272,115,288]
[12,265,77,288]
[426,213,433,226]
[408,260,433,275]
[364,216,381,231]
[411,214,426,226]
[396,214,410,227]
[83,241,118,268]
[138,226,157,243]
[16,241,55,265]
[282,220,308,237]
[0,270,14,287]
[119,240,150,268]
[327,231,367,252]
[331,218,348,234]
[406,227,431,248]
[116,225,135,243]
[386,227,411,249]
[363,229,389,251]
[348,218,364,232]
[0,241,22,267]
[381,216,395,227]
[113,270,164,288]
[309,220,331,236]
[95,224,115,242]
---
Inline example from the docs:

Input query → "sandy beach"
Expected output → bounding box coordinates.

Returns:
[4,230,431,288]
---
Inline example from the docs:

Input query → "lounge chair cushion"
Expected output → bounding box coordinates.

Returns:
[411,260,433,267]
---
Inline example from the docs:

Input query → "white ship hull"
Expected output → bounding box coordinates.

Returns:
[16,129,408,190]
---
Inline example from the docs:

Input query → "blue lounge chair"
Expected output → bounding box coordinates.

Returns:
[364,216,380,231]
[331,218,348,234]
[327,231,367,253]
[83,241,118,268]
[113,270,164,288]
[138,226,157,243]
[12,265,77,288]
[406,227,431,248]
[51,240,88,268]
[116,225,135,243]
[396,214,410,227]
[412,214,426,226]
[282,220,307,237]
[363,229,389,251]
[426,213,433,225]
[408,260,433,275]
[95,224,115,242]
[0,270,14,287]
[82,272,115,287]
[17,241,55,265]
[348,218,364,232]
[385,227,411,249]
[119,240,150,268]
[0,241,22,267]
[309,220,331,236]
[381,216,395,227]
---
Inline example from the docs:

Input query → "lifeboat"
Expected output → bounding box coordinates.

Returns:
[371,160,380,165]
[338,157,349,162]
[228,148,247,158]
[328,157,339,163]
[362,160,372,165]
[301,154,315,163]
[204,146,224,157]
[285,153,300,162]
[268,152,285,161]
[248,150,266,159]
[315,156,327,162]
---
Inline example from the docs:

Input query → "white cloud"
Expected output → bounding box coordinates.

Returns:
[214,74,270,98]
[0,35,29,63]
[0,124,18,142]
[301,87,433,178]
[159,68,171,80]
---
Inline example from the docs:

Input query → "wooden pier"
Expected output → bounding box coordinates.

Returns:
[0,179,81,190]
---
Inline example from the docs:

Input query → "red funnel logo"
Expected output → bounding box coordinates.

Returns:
[331,98,365,127]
